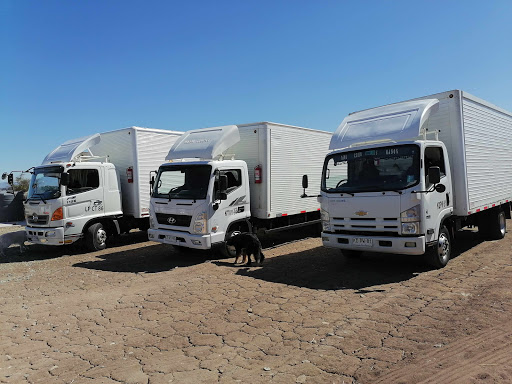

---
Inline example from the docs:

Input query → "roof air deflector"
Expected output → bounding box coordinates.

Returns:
[42,133,101,165]
[165,125,240,161]
[329,99,440,150]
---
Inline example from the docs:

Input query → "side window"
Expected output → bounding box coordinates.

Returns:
[424,147,446,185]
[67,169,100,195]
[220,169,242,194]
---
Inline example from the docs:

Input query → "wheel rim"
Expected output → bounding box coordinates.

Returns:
[499,213,506,237]
[437,232,450,263]
[96,228,107,245]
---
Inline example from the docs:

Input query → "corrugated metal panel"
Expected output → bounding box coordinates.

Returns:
[135,129,183,217]
[269,124,331,216]
[462,97,512,211]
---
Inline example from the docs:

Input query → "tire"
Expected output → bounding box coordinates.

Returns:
[218,230,242,258]
[425,226,451,269]
[341,250,362,258]
[85,223,108,251]
[484,209,506,240]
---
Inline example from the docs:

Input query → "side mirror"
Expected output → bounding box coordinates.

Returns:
[428,166,441,185]
[302,175,309,189]
[60,173,69,186]
[150,176,155,187]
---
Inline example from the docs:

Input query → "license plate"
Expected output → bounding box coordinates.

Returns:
[352,237,373,247]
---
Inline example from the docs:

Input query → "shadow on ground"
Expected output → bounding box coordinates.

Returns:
[72,226,321,274]
[73,243,211,273]
[231,229,485,291]
[1,231,156,264]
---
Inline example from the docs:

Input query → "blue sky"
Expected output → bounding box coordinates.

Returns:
[1,0,512,174]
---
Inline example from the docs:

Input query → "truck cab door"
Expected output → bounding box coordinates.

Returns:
[423,145,453,243]
[65,167,105,228]
[210,167,250,239]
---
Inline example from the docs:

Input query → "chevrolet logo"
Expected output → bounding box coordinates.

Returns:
[355,210,368,216]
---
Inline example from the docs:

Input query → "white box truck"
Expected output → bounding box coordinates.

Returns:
[303,90,512,268]
[24,127,182,251]
[148,122,332,255]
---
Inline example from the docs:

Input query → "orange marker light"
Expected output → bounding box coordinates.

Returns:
[51,207,63,221]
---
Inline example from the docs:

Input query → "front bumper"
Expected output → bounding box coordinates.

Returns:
[148,228,212,250]
[25,226,81,246]
[322,232,426,255]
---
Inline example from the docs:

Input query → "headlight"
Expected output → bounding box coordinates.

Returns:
[321,209,330,222]
[322,221,331,232]
[193,212,207,234]
[149,216,155,229]
[402,222,420,234]
[401,205,421,222]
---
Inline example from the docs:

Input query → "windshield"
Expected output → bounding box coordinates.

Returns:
[28,166,64,200]
[322,144,420,193]
[153,164,212,200]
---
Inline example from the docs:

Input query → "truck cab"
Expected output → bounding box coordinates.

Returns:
[24,161,122,248]
[148,125,253,253]
[320,140,453,257]
[315,98,457,267]
[148,159,251,250]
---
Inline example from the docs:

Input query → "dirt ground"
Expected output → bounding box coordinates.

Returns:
[0,223,511,384]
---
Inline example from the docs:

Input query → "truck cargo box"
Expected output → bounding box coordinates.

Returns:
[230,122,332,220]
[83,127,183,218]
[411,90,512,217]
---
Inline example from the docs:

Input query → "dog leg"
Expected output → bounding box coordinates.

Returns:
[234,250,242,265]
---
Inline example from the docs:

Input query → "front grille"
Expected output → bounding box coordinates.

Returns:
[332,216,399,236]
[27,215,49,226]
[155,213,192,227]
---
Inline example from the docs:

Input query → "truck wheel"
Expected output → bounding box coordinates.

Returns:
[425,226,451,269]
[342,250,362,258]
[219,230,241,258]
[485,209,506,240]
[86,223,107,251]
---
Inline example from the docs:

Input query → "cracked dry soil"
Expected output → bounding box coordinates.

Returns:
[0,224,511,383]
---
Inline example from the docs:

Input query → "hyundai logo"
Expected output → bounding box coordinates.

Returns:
[167,217,177,224]
[32,213,39,221]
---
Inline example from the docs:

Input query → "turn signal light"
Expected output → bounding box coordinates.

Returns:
[51,207,63,221]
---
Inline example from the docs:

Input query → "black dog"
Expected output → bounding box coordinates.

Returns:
[226,232,265,266]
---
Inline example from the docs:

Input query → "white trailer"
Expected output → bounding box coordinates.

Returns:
[307,90,512,268]
[148,122,332,254]
[24,127,182,250]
